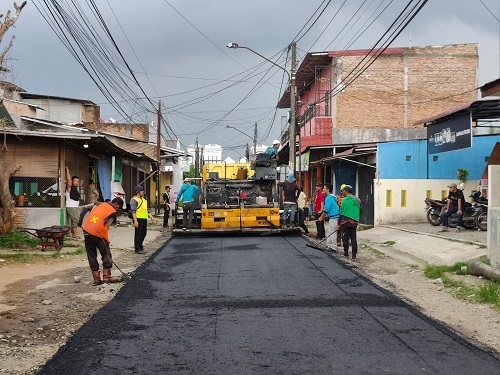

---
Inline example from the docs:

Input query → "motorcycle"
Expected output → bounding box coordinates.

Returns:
[424,197,446,226]
[470,191,488,231]
[425,191,488,230]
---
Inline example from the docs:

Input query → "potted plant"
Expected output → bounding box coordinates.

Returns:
[457,168,469,185]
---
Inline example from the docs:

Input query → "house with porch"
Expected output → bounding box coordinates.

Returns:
[0,92,186,228]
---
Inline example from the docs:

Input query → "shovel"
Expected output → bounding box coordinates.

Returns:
[306,228,338,251]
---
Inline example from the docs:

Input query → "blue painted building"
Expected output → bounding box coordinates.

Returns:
[378,135,499,180]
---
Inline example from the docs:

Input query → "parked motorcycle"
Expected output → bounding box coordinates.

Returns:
[424,197,446,226]
[470,191,488,231]
[425,191,488,230]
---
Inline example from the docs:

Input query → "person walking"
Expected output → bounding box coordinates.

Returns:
[87,179,99,204]
[130,185,157,254]
[337,185,362,259]
[176,178,199,231]
[318,183,339,250]
[162,185,172,228]
[440,182,465,232]
[279,172,300,228]
[82,197,124,285]
[314,182,325,239]
[65,166,81,239]
[297,188,309,235]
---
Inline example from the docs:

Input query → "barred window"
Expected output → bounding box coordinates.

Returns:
[8,177,62,208]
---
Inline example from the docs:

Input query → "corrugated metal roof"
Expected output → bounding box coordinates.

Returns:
[412,98,500,126]
[20,93,96,106]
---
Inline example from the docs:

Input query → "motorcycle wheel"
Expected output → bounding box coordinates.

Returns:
[476,212,487,231]
[462,220,475,230]
[426,208,442,226]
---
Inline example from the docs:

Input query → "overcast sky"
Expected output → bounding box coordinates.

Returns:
[4,0,500,159]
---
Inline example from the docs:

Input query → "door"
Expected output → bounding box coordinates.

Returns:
[358,166,375,225]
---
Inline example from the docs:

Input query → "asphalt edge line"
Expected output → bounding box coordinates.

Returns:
[379,225,487,247]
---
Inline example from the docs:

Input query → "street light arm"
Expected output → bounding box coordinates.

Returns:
[225,125,253,141]
[227,43,291,81]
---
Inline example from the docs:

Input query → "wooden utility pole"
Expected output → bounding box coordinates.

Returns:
[289,42,297,175]
[253,122,258,157]
[156,101,161,215]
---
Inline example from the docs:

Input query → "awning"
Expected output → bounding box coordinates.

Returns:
[314,144,377,164]
[413,97,500,127]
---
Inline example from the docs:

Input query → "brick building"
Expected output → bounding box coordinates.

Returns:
[277,43,478,224]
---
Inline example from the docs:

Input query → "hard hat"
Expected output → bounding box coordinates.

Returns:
[272,139,280,145]
[340,184,346,190]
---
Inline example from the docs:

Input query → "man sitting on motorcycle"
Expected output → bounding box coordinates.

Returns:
[440,182,466,232]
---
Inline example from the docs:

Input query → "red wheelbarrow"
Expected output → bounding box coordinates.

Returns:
[21,225,71,251]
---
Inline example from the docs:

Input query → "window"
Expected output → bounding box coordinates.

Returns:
[433,156,439,162]
[426,190,432,199]
[8,177,61,208]
[386,190,392,207]
[441,190,447,199]
[401,190,407,207]
[406,155,411,161]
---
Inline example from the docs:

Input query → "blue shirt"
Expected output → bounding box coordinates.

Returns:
[324,194,339,219]
[264,146,278,158]
[176,183,199,203]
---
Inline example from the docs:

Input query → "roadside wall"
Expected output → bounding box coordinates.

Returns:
[374,179,480,225]
[488,165,500,269]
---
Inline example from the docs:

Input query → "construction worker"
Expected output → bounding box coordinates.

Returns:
[264,140,280,160]
[82,197,124,285]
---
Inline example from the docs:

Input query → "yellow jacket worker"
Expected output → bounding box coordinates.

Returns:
[130,185,156,254]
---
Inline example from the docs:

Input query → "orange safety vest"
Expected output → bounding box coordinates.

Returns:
[83,203,116,242]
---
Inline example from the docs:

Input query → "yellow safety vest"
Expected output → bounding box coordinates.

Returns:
[133,197,148,219]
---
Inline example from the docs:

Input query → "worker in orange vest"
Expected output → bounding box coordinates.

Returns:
[82,197,124,285]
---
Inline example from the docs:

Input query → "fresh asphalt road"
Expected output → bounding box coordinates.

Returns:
[39,234,500,375]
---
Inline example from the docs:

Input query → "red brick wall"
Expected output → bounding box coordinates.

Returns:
[335,44,478,129]
[83,122,149,141]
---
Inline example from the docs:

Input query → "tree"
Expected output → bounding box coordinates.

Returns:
[0,2,26,234]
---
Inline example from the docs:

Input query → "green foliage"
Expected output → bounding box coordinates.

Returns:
[424,264,450,279]
[183,164,196,180]
[0,230,39,249]
[424,262,500,310]
[457,168,469,183]
[477,284,500,306]
[384,240,396,246]
[0,252,47,262]
[359,243,384,257]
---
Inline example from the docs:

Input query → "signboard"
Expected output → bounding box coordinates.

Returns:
[296,150,310,172]
[427,112,472,154]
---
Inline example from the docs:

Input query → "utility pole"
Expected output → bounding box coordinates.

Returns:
[156,101,161,215]
[253,122,258,157]
[195,138,200,182]
[289,42,297,176]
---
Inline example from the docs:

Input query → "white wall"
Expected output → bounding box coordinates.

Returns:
[487,165,500,269]
[374,179,481,225]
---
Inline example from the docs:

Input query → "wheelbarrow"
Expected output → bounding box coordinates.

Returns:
[21,225,71,251]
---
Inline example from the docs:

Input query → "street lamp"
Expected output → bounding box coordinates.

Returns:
[227,42,297,177]
[227,43,291,81]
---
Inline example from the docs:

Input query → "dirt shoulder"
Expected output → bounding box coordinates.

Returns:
[330,238,500,357]
[0,225,171,375]
[1,225,499,374]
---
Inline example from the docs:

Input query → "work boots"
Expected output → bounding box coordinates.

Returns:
[92,271,102,286]
[102,268,121,283]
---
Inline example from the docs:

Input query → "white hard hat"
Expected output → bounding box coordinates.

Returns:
[272,139,280,145]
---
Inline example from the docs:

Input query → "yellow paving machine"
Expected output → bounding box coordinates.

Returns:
[173,154,298,235]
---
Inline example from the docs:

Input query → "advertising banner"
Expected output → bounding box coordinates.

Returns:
[427,112,472,154]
